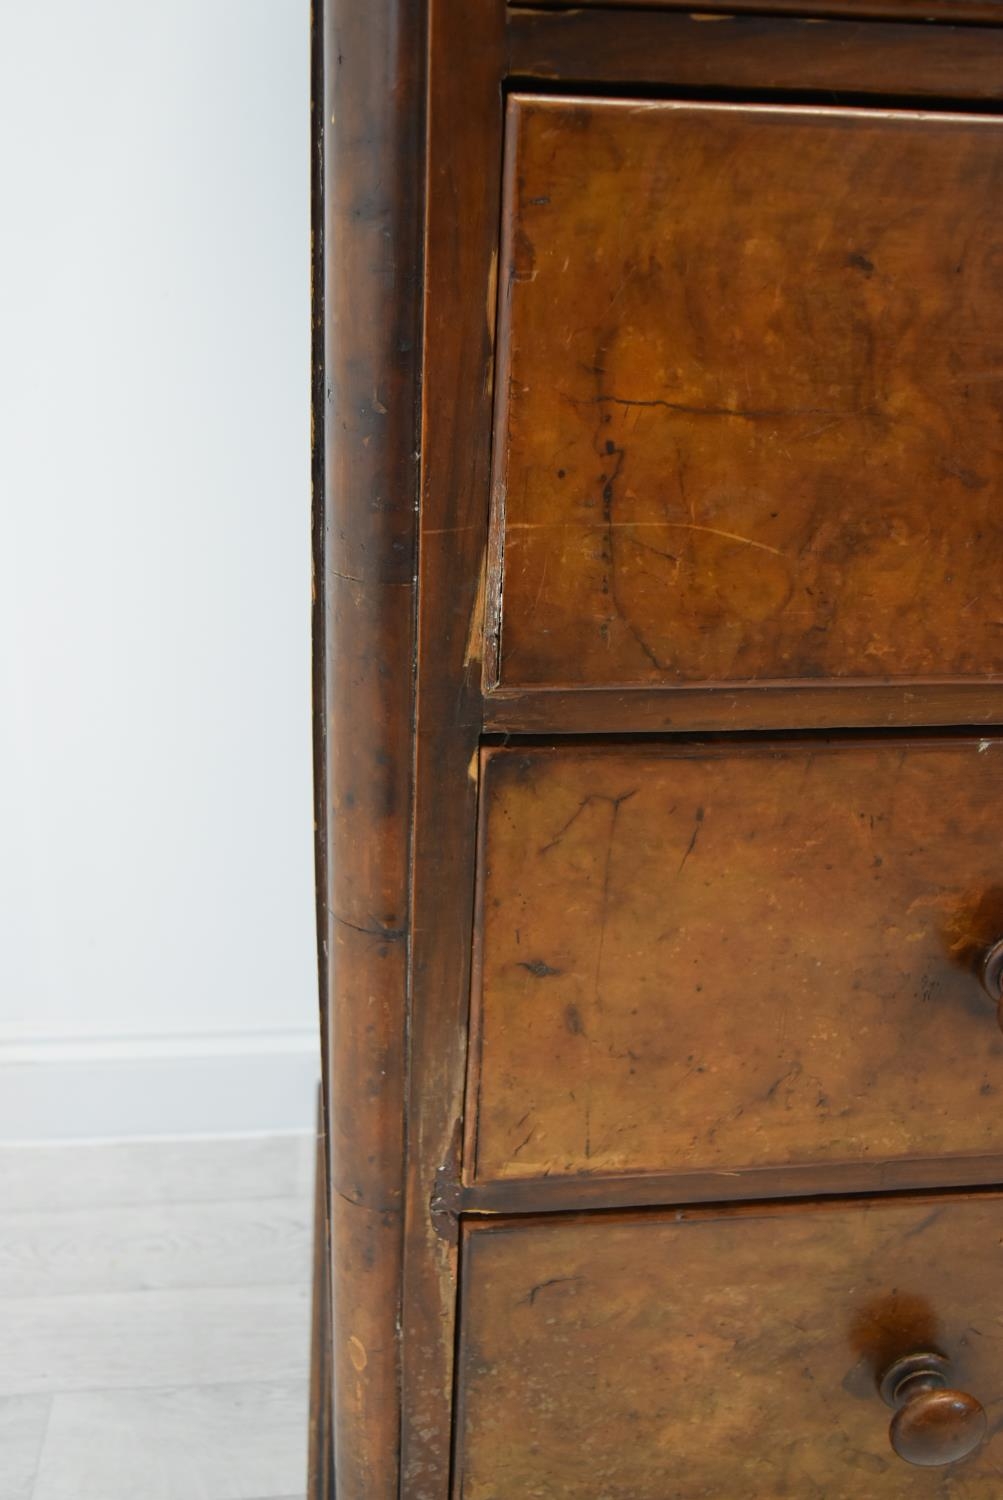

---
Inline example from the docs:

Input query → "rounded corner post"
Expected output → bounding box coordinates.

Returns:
[316,0,428,1494]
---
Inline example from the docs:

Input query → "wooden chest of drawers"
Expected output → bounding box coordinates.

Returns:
[313,3,1003,1495]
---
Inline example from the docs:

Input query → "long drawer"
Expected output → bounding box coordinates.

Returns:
[467,738,1003,1188]
[455,1194,1003,1497]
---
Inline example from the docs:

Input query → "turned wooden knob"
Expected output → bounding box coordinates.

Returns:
[977,938,1003,1031]
[879,1353,987,1468]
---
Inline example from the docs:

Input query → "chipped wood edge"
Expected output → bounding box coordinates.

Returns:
[482,100,519,694]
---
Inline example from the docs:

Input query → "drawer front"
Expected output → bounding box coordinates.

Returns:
[469,740,1003,1184]
[456,1196,1003,1498]
[490,97,1003,691]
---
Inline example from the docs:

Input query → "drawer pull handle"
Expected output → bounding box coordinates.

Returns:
[879,1352,987,1468]
[978,938,1003,1030]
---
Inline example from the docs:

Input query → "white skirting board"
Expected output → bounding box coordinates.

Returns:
[0,1033,321,1142]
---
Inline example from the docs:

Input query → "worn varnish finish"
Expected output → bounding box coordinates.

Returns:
[316,2,1003,1493]
[482,682,1003,735]
[460,1149,1003,1218]
[491,97,1003,691]
[455,1196,1003,1498]
[470,741,1003,1183]
[319,0,425,1494]
[398,1,506,1494]
[507,11,1003,103]
[513,0,1003,19]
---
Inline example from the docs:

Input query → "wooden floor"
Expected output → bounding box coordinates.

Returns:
[0,1134,314,1500]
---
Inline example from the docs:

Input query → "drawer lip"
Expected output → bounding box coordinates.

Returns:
[460,1182,1003,1235]
[476,729,1003,758]
[460,1152,1003,1215]
[506,0,1003,21]
[482,682,1003,734]
[506,7,1003,97]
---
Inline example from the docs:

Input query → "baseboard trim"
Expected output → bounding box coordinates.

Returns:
[0,1034,321,1142]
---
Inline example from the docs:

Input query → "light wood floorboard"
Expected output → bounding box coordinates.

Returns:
[1,1136,315,1498]
[2,1283,310,1398]
[0,1196,310,1299]
[1,1134,314,1213]
[0,1395,52,1500]
[31,1383,309,1500]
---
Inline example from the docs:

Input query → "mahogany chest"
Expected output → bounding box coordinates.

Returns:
[312,2,1003,1494]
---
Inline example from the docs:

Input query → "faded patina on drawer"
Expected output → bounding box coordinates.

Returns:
[468,739,1003,1186]
[489,97,1003,691]
[455,1195,1003,1498]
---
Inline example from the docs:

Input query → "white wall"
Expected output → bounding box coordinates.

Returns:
[0,1,318,1139]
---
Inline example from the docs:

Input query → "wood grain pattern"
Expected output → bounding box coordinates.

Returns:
[316,4,1003,1494]
[0,1285,310,1398]
[0,1198,309,1299]
[399,1,505,1493]
[470,740,1003,1184]
[455,1196,1003,1498]
[460,1150,1003,1215]
[482,681,1003,734]
[490,97,1003,691]
[512,0,1003,19]
[319,0,426,1493]
[6,1137,313,1500]
[507,9,1003,97]
[0,1395,51,1500]
[32,1385,309,1500]
[0,1135,315,1214]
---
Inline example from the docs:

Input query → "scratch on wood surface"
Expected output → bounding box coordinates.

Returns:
[539,789,637,854]
[463,549,487,669]
[592,790,638,1020]
[505,519,783,556]
[485,247,498,344]
[328,908,406,942]
[518,1274,584,1307]
[519,958,563,977]
[572,391,882,423]
[677,806,705,875]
